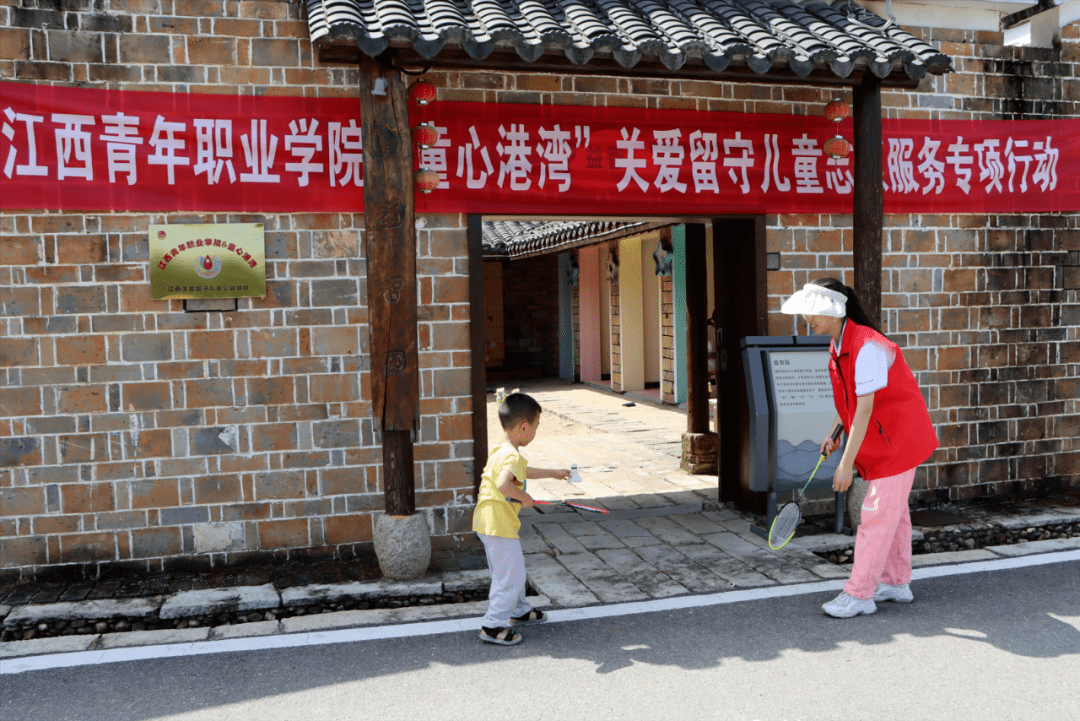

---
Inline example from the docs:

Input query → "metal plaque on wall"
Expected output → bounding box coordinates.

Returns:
[150,223,266,300]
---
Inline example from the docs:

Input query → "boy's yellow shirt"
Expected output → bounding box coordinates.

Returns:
[473,443,528,539]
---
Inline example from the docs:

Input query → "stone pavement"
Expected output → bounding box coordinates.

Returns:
[3,379,1079,661]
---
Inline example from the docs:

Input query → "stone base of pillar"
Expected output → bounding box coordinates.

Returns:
[374,513,432,580]
[845,476,870,531]
[681,432,718,475]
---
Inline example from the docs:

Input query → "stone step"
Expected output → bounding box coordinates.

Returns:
[159,584,280,620]
[3,598,162,628]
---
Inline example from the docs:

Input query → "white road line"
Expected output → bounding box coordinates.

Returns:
[4,548,1078,676]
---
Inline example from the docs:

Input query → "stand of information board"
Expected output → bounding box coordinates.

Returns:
[741,336,853,542]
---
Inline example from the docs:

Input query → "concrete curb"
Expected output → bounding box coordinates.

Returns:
[3,598,162,629]
[0,572,495,659]
[160,584,280,619]
[1,635,102,659]
[279,579,443,608]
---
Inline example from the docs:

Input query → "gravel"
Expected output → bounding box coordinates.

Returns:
[817,520,1080,565]
[0,588,504,643]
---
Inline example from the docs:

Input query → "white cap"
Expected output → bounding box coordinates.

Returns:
[780,283,847,318]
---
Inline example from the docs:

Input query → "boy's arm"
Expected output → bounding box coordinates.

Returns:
[528,467,572,481]
[497,467,534,508]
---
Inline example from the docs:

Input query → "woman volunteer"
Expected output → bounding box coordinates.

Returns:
[781,278,938,618]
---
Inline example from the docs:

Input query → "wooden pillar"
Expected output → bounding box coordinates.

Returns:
[714,217,767,505]
[381,431,415,516]
[853,73,883,330]
[359,54,419,517]
[685,224,709,434]
[467,214,487,494]
[681,223,716,474]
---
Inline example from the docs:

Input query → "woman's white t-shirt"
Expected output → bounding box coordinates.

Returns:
[837,324,896,396]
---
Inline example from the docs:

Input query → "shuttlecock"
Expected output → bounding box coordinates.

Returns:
[569,463,581,483]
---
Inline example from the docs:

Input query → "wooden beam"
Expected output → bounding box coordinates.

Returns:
[853,74,883,330]
[359,53,419,514]
[467,214,488,494]
[685,223,709,435]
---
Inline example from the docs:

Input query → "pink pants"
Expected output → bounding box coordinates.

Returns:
[844,467,917,600]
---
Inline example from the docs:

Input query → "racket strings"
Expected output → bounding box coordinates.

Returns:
[769,503,801,548]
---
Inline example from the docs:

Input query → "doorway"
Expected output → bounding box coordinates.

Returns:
[467,215,767,506]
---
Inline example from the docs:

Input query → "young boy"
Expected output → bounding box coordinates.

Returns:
[473,392,570,646]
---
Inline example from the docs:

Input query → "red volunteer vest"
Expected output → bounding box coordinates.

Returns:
[829,321,939,480]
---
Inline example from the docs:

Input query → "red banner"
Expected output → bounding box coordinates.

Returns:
[0,82,362,213]
[3,81,1078,215]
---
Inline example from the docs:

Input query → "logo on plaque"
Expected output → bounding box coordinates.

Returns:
[194,255,223,279]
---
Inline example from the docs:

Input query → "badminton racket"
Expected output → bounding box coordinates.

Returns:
[537,500,609,514]
[768,424,843,550]
[511,499,610,514]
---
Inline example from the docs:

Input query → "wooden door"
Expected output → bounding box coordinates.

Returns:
[713,217,767,508]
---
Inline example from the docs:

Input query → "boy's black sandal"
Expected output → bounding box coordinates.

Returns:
[509,609,547,625]
[480,626,522,646]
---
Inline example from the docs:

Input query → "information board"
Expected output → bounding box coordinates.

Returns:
[742,336,846,493]
[766,350,843,489]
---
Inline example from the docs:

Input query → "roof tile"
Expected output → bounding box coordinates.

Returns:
[483,220,652,257]
[306,0,951,79]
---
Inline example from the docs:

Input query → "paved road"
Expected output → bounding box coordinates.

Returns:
[4,559,1077,721]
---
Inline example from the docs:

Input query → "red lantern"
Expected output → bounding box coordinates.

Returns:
[824,135,851,159]
[824,98,850,123]
[412,123,439,149]
[409,79,436,107]
[415,168,440,193]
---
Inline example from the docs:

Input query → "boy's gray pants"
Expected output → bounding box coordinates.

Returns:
[478,533,532,628]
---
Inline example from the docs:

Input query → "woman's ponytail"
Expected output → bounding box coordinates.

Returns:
[812,277,882,334]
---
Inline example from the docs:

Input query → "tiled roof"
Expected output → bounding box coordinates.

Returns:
[305,0,950,80]
[483,220,652,258]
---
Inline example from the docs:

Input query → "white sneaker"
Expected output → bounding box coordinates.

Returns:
[873,583,914,603]
[822,591,877,618]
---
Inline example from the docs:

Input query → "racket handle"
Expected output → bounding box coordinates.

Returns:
[820,424,844,459]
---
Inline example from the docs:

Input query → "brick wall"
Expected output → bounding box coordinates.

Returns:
[0,1,476,582]
[660,275,675,404]
[609,244,623,390]
[496,255,560,376]
[765,209,1079,501]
